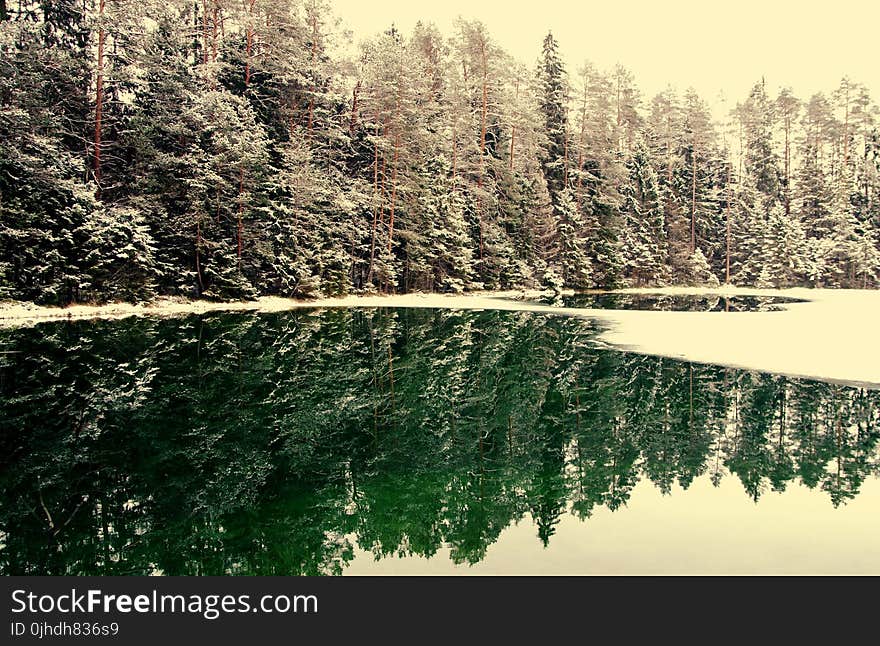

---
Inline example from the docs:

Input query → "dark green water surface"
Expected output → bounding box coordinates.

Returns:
[1,308,878,574]
[517,293,806,311]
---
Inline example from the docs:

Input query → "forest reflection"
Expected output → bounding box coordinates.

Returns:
[1,308,878,575]
[524,293,805,311]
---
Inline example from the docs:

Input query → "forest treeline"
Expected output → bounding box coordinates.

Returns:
[2,1,879,304]
[2,308,878,574]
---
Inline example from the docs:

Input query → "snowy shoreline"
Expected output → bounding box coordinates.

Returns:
[2,287,879,389]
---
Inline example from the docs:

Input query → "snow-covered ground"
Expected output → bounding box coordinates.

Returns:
[582,287,880,389]
[2,287,878,388]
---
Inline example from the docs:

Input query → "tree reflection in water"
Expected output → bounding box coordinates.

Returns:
[0,308,877,574]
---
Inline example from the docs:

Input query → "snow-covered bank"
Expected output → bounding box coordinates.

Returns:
[0,290,555,327]
[585,287,880,390]
[1,287,878,389]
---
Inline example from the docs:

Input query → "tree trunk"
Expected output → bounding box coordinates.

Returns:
[237,167,245,267]
[616,73,621,151]
[479,41,488,161]
[784,115,791,216]
[366,124,380,286]
[842,83,850,165]
[477,38,488,264]
[349,80,360,134]
[664,112,674,245]
[737,116,743,187]
[387,125,400,258]
[575,77,588,208]
[211,2,219,62]
[563,126,568,188]
[379,121,388,227]
[244,0,255,87]
[726,163,732,283]
[387,139,398,263]
[451,118,457,191]
[691,149,697,253]
[237,0,256,266]
[201,0,209,65]
[509,78,518,171]
[307,11,318,137]
[196,219,205,293]
[93,0,105,194]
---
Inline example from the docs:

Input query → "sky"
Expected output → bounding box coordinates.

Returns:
[330,0,879,116]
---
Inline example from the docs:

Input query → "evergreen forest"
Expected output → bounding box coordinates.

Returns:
[2,1,879,304]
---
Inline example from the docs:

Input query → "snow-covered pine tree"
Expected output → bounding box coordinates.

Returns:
[0,3,93,304]
[536,32,588,287]
[682,248,720,287]
[741,80,783,213]
[78,204,158,301]
[406,154,475,292]
[571,62,626,288]
[754,205,809,287]
[620,140,668,285]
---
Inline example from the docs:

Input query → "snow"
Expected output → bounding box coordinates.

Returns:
[586,287,880,389]
[1,287,879,389]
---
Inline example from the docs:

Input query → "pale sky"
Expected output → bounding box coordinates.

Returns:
[330,0,879,115]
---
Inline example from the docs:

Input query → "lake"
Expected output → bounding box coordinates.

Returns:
[1,306,878,575]
[513,292,805,311]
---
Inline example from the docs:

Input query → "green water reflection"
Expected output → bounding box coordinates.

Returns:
[0,308,877,574]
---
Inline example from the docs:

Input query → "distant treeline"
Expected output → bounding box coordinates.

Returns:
[1,1,879,304]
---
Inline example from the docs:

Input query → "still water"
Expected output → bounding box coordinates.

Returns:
[1,307,878,575]
[519,293,804,311]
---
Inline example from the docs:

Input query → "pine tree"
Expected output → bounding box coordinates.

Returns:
[78,204,158,301]
[754,205,809,287]
[621,140,668,285]
[408,154,475,292]
[124,8,203,295]
[682,248,719,287]
[0,3,93,304]
[730,175,768,284]
[570,61,627,288]
[536,33,594,288]
[741,80,783,211]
